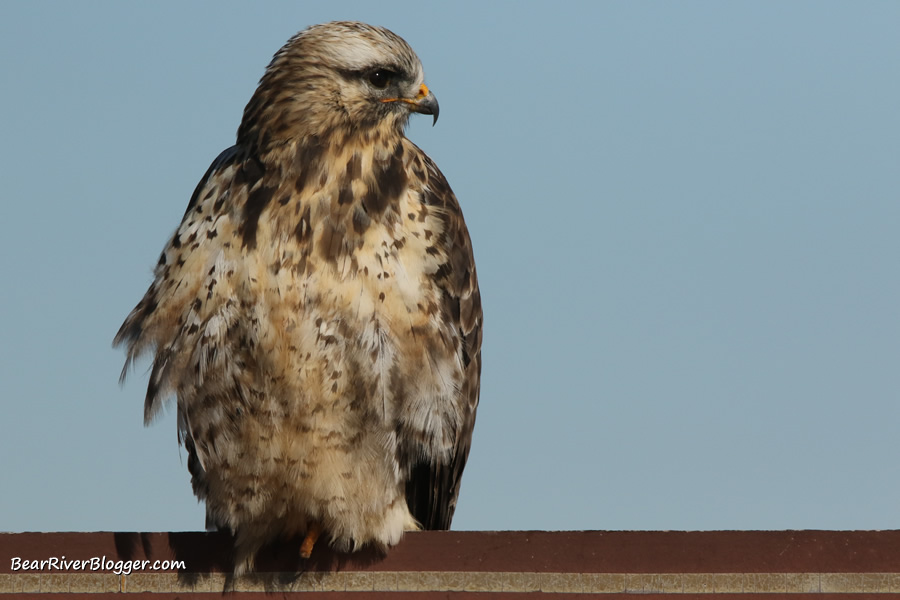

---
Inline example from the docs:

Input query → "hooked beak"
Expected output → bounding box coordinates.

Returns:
[381,83,440,126]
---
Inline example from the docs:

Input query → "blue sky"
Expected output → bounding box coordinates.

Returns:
[1,1,899,534]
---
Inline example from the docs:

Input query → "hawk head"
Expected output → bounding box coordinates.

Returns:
[237,21,439,152]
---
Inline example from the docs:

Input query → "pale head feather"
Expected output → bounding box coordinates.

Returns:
[238,21,428,151]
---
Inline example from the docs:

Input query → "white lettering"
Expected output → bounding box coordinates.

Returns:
[7,554,187,573]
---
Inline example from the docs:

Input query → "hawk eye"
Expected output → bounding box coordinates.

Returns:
[367,69,395,89]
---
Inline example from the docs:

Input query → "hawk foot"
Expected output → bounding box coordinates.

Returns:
[300,521,322,558]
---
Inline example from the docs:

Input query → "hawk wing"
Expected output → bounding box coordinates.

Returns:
[402,149,482,530]
[114,144,259,510]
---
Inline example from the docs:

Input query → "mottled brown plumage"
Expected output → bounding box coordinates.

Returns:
[114,21,481,573]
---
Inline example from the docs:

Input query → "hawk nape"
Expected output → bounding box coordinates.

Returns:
[114,21,481,574]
